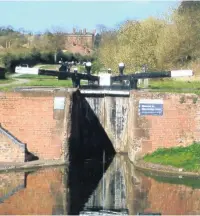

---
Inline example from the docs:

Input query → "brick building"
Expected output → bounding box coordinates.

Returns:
[64,28,96,55]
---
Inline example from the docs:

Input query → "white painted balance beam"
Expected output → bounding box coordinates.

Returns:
[170,70,193,77]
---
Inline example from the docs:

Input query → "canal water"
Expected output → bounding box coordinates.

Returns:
[0,155,200,215]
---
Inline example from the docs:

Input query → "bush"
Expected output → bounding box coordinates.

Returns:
[91,60,104,74]
[1,49,96,72]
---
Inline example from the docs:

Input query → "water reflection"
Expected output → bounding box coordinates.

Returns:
[67,155,114,215]
[79,155,128,215]
[139,172,200,215]
[0,168,65,215]
[1,156,200,215]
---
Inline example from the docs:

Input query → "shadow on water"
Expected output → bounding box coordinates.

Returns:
[67,90,116,214]
[67,156,114,215]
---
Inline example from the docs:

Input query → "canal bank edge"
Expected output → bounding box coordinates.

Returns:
[0,159,66,174]
[134,159,200,177]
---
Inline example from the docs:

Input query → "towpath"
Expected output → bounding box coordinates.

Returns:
[0,74,30,87]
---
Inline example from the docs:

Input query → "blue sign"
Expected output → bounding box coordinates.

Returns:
[139,99,163,116]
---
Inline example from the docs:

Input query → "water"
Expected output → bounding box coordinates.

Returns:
[0,155,200,215]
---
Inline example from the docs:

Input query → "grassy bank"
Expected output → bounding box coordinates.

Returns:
[0,78,13,84]
[148,79,200,94]
[143,143,200,172]
[0,74,72,91]
[1,74,200,93]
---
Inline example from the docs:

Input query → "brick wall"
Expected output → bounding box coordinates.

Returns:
[0,128,25,162]
[0,168,65,215]
[1,89,200,163]
[65,34,94,49]
[128,91,200,162]
[0,90,73,161]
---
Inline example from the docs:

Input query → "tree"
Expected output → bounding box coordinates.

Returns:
[98,18,166,73]
[45,27,67,63]
[94,33,101,48]
[96,24,107,34]
[156,1,200,69]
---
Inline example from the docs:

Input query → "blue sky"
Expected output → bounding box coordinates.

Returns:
[0,1,179,33]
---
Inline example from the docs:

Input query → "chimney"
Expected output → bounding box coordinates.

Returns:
[83,28,86,34]
[73,28,76,34]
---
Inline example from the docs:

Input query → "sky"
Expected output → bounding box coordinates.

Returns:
[0,1,180,33]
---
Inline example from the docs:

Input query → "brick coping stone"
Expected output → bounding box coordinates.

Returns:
[134,159,200,177]
[0,159,66,173]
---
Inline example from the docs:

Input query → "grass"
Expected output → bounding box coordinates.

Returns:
[34,64,60,70]
[0,78,13,84]
[16,74,55,79]
[24,78,72,87]
[0,75,72,91]
[143,142,200,172]
[148,79,200,94]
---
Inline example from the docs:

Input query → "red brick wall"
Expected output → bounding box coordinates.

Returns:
[128,92,200,161]
[0,168,65,215]
[0,132,25,162]
[2,89,199,163]
[65,34,94,49]
[0,91,71,161]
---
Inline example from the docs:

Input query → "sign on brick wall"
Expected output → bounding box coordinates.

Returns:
[54,97,65,110]
[139,99,163,116]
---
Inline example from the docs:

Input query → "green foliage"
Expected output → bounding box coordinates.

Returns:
[0,26,15,36]
[97,2,200,74]
[143,142,200,172]
[0,25,96,72]
[91,60,104,74]
[94,33,102,48]
[98,18,166,73]
[1,49,96,72]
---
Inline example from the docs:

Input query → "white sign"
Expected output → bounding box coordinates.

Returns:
[99,73,111,86]
[54,97,65,110]
[139,99,163,116]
